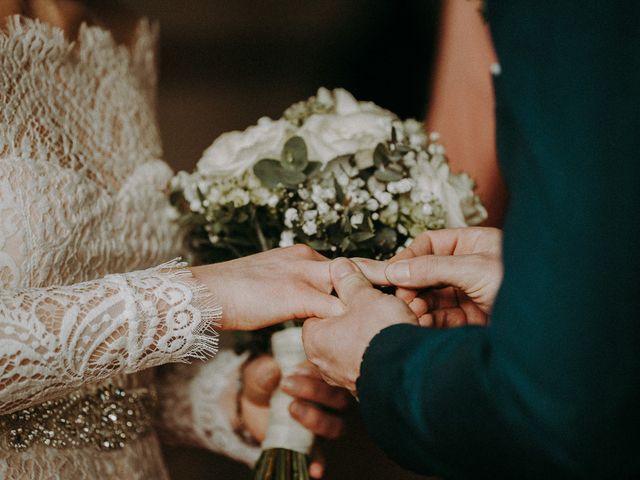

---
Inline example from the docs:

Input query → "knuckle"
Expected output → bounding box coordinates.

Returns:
[290,243,314,258]
[333,392,351,411]
[302,407,322,430]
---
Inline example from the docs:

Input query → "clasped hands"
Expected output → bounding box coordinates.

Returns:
[190,227,502,477]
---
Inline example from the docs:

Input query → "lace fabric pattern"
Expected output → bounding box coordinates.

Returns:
[0,15,255,478]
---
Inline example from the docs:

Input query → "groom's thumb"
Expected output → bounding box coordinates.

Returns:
[330,258,373,304]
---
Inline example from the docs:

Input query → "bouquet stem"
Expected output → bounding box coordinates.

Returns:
[253,327,313,479]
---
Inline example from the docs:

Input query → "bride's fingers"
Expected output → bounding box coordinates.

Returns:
[281,375,352,411]
[301,260,336,293]
[351,258,391,285]
[409,296,429,317]
[396,286,418,303]
[242,356,281,406]
[289,400,345,439]
[458,293,489,325]
[429,287,460,309]
[297,289,345,320]
[309,446,326,479]
[418,313,434,327]
[432,307,469,328]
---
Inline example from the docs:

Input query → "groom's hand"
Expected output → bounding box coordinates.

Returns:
[354,227,503,327]
[303,258,417,394]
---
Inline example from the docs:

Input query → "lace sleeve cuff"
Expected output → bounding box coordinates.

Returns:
[156,350,262,467]
[0,259,221,414]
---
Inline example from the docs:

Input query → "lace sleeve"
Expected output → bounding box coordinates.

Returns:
[0,261,220,415]
[155,350,262,467]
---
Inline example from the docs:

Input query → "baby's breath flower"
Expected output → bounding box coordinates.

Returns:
[298,188,311,200]
[303,210,318,222]
[228,189,250,207]
[267,195,279,207]
[402,151,417,167]
[367,177,386,194]
[374,190,393,206]
[190,199,203,211]
[387,179,413,194]
[350,189,371,205]
[350,213,364,227]
[366,198,380,211]
[317,201,331,216]
[279,230,296,248]
[302,221,318,236]
[336,173,349,187]
[284,208,298,228]
[325,210,340,225]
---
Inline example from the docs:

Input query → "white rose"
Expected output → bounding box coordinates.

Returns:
[297,91,396,164]
[331,88,390,116]
[197,117,295,177]
[299,113,394,164]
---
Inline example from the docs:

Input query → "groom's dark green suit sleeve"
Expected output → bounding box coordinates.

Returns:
[357,3,640,478]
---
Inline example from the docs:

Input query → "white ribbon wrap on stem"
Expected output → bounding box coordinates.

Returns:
[261,327,314,455]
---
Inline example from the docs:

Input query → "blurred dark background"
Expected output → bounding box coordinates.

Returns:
[124,1,441,478]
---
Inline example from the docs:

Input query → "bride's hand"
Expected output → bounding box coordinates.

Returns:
[190,245,344,331]
[241,356,351,479]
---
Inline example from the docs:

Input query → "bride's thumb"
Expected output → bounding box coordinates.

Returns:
[243,355,281,405]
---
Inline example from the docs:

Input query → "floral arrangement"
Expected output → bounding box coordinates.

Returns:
[171,87,486,267]
[170,87,487,479]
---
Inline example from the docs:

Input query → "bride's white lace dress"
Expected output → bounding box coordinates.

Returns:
[0,16,259,479]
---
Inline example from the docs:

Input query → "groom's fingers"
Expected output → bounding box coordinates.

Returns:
[330,258,375,304]
[385,254,478,290]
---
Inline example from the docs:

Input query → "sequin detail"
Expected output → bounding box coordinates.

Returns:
[0,385,157,451]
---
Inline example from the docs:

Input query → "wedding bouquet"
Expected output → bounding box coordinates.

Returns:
[170,87,487,479]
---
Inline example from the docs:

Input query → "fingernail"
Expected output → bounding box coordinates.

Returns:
[290,400,304,416]
[281,377,299,392]
[292,366,315,377]
[386,261,410,283]
[309,463,324,479]
[331,258,358,280]
[258,363,280,388]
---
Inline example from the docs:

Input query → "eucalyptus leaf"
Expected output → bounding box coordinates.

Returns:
[334,177,345,203]
[388,149,403,162]
[304,161,323,177]
[373,143,388,168]
[307,239,333,251]
[254,159,284,188]
[281,136,308,171]
[340,237,352,252]
[351,232,375,243]
[374,168,403,182]
[254,158,306,188]
[278,168,307,188]
[375,228,398,249]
